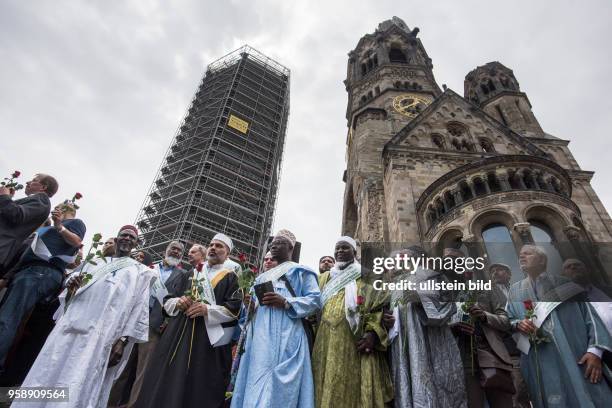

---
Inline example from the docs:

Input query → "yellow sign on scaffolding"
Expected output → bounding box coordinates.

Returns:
[228,114,249,134]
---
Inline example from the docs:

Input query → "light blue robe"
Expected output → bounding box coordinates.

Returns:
[230,264,321,408]
[506,278,612,408]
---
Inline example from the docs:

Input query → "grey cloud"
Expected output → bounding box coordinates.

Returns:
[1,0,610,268]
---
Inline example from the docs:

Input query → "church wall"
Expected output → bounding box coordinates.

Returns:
[384,153,468,243]
[342,18,612,269]
[570,178,612,241]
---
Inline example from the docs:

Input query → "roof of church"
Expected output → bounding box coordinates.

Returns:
[383,88,547,157]
[376,16,411,34]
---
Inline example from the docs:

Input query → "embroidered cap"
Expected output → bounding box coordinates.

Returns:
[274,229,296,247]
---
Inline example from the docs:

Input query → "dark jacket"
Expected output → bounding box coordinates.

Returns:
[150,264,185,333]
[0,192,50,275]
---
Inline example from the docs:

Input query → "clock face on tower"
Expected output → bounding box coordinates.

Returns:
[392,94,432,118]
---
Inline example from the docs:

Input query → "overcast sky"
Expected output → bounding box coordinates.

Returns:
[2,0,611,269]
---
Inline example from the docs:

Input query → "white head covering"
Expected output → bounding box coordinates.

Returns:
[264,251,272,258]
[212,233,233,252]
[336,236,357,251]
[274,229,296,247]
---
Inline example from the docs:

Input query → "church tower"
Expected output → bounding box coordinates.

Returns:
[465,62,544,138]
[342,18,612,284]
[342,17,441,241]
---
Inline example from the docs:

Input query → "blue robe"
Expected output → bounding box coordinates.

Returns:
[231,264,321,408]
[506,278,612,408]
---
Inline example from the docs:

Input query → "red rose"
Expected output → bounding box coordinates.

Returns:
[523,299,534,310]
[74,192,83,200]
[250,266,258,274]
[356,295,365,306]
[12,171,20,178]
[196,263,203,272]
[238,253,247,262]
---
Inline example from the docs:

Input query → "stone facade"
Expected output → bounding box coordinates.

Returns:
[341,17,612,273]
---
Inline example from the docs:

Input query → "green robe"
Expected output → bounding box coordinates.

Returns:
[312,272,393,408]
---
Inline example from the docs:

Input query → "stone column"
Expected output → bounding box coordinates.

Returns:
[516,171,527,189]
[468,180,477,198]
[453,189,463,205]
[481,174,492,194]
[544,176,556,192]
[513,222,533,245]
[531,172,542,190]
[497,172,511,191]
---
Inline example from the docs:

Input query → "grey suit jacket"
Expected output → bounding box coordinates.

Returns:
[149,264,186,333]
[0,192,50,274]
[477,285,513,367]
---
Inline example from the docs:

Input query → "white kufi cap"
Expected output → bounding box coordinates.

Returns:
[212,232,233,251]
[336,236,357,251]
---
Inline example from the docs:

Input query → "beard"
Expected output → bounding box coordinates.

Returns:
[164,256,181,266]
[335,259,354,269]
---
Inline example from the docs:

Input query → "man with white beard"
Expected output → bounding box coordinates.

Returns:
[108,241,186,408]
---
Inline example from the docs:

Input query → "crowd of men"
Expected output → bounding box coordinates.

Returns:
[0,172,611,408]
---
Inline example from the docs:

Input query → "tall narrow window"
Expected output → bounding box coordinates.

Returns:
[389,47,407,63]
[482,223,521,283]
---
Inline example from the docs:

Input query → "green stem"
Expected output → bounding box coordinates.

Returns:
[187,318,196,370]
[169,318,189,365]
[533,341,543,406]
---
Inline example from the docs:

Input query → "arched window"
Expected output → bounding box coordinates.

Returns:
[480,138,495,152]
[487,79,496,92]
[447,122,467,137]
[461,140,473,151]
[528,221,564,275]
[427,206,437,225]
[535,173,547,190]
[549,177,561,193]
[459,181,473,201]
[473,177,487,196]
[435,197,446,215]
[389,47,407,63]
[482,223,521,283]
[361,64,367,76]
[507,170,521,189]
[487,172,501,192]
[523,170,536,189]
[432,134,445,149]
[444,190,456,209]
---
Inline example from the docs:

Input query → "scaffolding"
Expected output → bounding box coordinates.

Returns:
[134,45,290,265]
